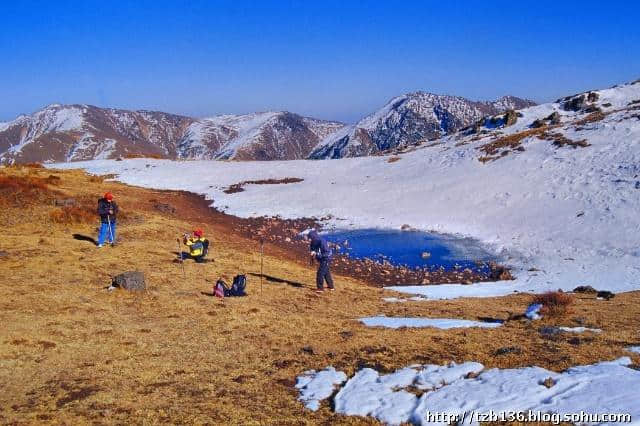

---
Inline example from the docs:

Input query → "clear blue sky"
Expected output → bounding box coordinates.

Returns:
[2,0,639,123]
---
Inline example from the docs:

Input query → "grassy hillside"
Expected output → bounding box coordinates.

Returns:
[1,164,639,424]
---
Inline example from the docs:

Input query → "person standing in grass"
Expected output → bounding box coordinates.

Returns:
[307,229,335,293]
[97,192,118,247]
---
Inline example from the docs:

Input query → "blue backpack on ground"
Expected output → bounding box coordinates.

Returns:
[228,275,247,297]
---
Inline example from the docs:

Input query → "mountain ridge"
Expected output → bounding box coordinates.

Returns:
[0,91,535,163]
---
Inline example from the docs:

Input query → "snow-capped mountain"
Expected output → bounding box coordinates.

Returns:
[0,104,194,164]
[309,93,536,159]
[0,106,344,164]
[176,112,343,161]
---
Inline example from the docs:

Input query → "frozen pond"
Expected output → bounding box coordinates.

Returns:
[323,229,496,270]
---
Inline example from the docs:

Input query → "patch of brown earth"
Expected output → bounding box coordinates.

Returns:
[223,177,304,194]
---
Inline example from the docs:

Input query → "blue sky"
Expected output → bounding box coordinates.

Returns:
[1,0,639,123]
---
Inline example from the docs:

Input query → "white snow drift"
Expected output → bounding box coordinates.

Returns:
[295,367,347,411]
[359,316,502,329]
[297,358,640,425]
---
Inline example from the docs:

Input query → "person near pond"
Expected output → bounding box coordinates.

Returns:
[180,229,209,263]
[97,192,118,247]
[307,230,335,293]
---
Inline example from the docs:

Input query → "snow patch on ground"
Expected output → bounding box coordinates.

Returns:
[557,326,602,333]
[299,358,640,425]
[295,367,347,411]
[627,346,640,354]
[387,282,521,300]
[359,316,503,329]
[332,362,483,425]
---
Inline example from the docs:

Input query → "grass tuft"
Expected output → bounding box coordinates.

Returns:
[532,291,574,317]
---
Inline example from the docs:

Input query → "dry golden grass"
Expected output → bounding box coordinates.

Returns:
[477,128,547,157]
[49,206,97,224]
[532,291,575,317]
[1,167,639,424]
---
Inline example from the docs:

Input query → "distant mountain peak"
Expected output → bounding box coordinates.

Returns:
[309,92,536,159]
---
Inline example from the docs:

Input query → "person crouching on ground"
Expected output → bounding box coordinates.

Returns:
[307,230,335,293]
[180,229,208,263]
[97,192,118,247]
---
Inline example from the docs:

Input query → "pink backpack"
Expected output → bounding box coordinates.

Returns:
[214,279,227,298]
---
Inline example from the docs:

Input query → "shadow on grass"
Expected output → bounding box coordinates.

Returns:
[72,233,97,245]
[248,272,307,288]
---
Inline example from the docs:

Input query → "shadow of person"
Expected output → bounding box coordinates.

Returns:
[171,251,213,263]
[72,234,98,245]
[248,272,306,288]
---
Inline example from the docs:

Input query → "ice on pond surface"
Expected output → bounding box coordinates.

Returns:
[323,229,496,270]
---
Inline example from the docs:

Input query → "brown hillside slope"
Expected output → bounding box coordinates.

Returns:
[1,165,639,424]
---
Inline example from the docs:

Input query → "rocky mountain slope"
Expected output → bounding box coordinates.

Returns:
[176,112,343,161]
[309,93,536,159]
[0,105,343,164]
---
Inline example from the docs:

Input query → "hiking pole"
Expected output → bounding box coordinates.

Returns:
[260,238,264,293]
[177,238,185,279]
[107,214,114,247]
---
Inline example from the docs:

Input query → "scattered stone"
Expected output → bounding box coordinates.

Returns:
[546,111,561,125]
[539,326,562,336]
[152,202,176,214]
[488,262,514,280]
[300,346,315,355]
[54,198,77,207]
[596,290,615,300]
[0,250,8,258]
[495,346,522,356]
[572,317,586,325]
[587,91,599,103]
[568,337,582,345]
[541,377,556,388]
[465,371,481,379]
[562,94,587,111]
[111,271,145,291]
[531,119,546,128]
[573,285,597,294]
[576,211,585,217]
[503,109,518,127]
[400,224,413,231]
[338,331,354,340]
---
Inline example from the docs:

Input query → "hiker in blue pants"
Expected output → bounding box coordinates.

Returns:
[97,192,118,247]
[307,230,335,293]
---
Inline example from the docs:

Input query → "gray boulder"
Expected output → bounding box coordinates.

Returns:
[112,271,145,291]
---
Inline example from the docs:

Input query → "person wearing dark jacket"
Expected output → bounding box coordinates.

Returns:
[97,192,118,247]
[307,230,335,292]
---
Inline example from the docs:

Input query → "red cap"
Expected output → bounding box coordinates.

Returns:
[193,228,203,237]
[104,192,114,201]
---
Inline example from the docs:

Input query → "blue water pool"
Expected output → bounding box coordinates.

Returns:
[323,229,496,270]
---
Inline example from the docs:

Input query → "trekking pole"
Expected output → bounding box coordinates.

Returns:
[260,238,264,293]
[107,214,114,247]
[177,238,185,279]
